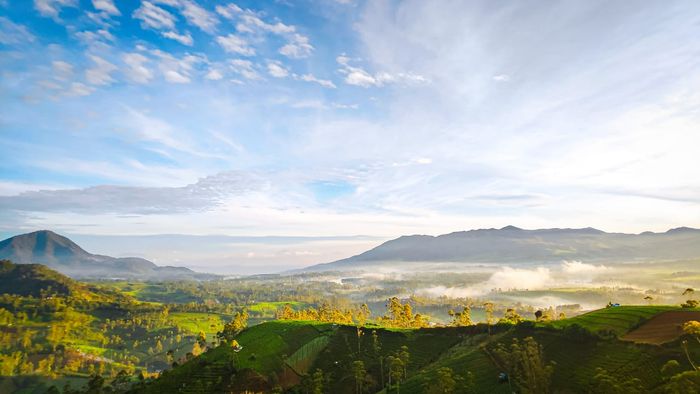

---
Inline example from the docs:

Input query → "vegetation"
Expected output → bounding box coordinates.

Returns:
[1,260,700,393]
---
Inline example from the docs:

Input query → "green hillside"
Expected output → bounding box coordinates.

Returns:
[134,306,700,393]
[543,305,682,336]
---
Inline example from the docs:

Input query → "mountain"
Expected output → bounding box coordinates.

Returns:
[0,230,215,280]
[303,226,700,271]
[0,260,132,301]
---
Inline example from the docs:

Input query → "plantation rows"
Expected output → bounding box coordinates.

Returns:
[548,306,679,336]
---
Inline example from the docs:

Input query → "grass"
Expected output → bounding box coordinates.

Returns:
[247,301,308,314]
[543,305,684,336]
[168,312,228,341]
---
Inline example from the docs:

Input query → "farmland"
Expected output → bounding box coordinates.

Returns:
[543,305,683,336]
[623,310,700,345]
[138,306,700,393]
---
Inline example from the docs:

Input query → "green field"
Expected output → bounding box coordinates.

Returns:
[134,306,700,393]
[543,305,683,336]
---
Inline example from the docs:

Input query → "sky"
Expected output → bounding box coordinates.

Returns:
[1,0,700,273]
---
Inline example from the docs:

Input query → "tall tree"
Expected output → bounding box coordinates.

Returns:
[483,302,494,335]
[352,360,366,394]
[494,337,553,394]
[450,306,472,326]
[425,367,460,394]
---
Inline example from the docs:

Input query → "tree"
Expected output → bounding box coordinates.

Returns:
[196,331,207,347]
[683,288,695,296]
[398,346,410,379]
[449,306,472,326]
[219,309,249,342]
[191,341,203,357]
[301,369,324,394]
[661,360,682,378]
[372,330,384,388]
[85,373,105,394]
[425,367,460,394]
[352,360,366,394]
[664,371,700,393]
[644,296,654,305]
[500,308,524,324]
[155,339,163,353]
[682,300,699,308]
[682,321,700,370]
[483,302,494,335]
[356,303,371,327]
[387,356,404,394]
[278,304,294,319]
[494,337,553,394]
[592,367,643,394]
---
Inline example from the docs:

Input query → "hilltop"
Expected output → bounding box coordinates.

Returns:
[0,230,215,280]
[135,306,700,394]
[303,226,700,271]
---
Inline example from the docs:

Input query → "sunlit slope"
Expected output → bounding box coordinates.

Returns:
[138,306,700,393]
[544,305,683,336]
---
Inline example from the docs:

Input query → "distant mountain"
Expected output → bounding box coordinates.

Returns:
[0,230,215,280]
[0,259,131,300]
[303,226,700,272]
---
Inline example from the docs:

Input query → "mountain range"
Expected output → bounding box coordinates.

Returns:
[0,230,214,280]
[4,226,700,277]
[303,225,700,271]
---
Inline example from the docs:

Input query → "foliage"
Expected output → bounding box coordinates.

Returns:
[448,306,472,326]
[592,367,644,394]
[424,367,462,394]
[664,371,700,393]
[380,297,429,328]
[493,336,553,394]
[218,309,249,342]
[682,300,699,308]
[499,308,524,324]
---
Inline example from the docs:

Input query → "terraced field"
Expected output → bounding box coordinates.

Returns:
[544,306,682,336]
[138,307,700,394]
[623,310,700,344]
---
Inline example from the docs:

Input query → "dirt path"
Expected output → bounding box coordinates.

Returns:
[622,310,700,345]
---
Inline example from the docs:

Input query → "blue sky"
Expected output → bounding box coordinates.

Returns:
[1,0,700,273]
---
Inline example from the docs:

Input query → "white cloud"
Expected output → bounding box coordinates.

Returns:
[163,70,189,83]
[205,68,224,80]
[122,52,153,84]
[162,30,193,45]
[74,29,115,48]
[92,0,120,16]
[133,1,176,30]
[85,55,117,86]
[0,17,35,45]
[51,60,74,80]
[279,33,313,58]
[65,82,94,97]
[215,3,312,59]
[159,0,219,33]
[238,13,295,35]
[214,3,242,20]
[267,61,288,78]
[300,74,336,89]
[229,59,260,80]
[151,50,204,84]
[336,55,428,88]
[34,0,77,20]
[216,34,255,56]
[493,74,510,82]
